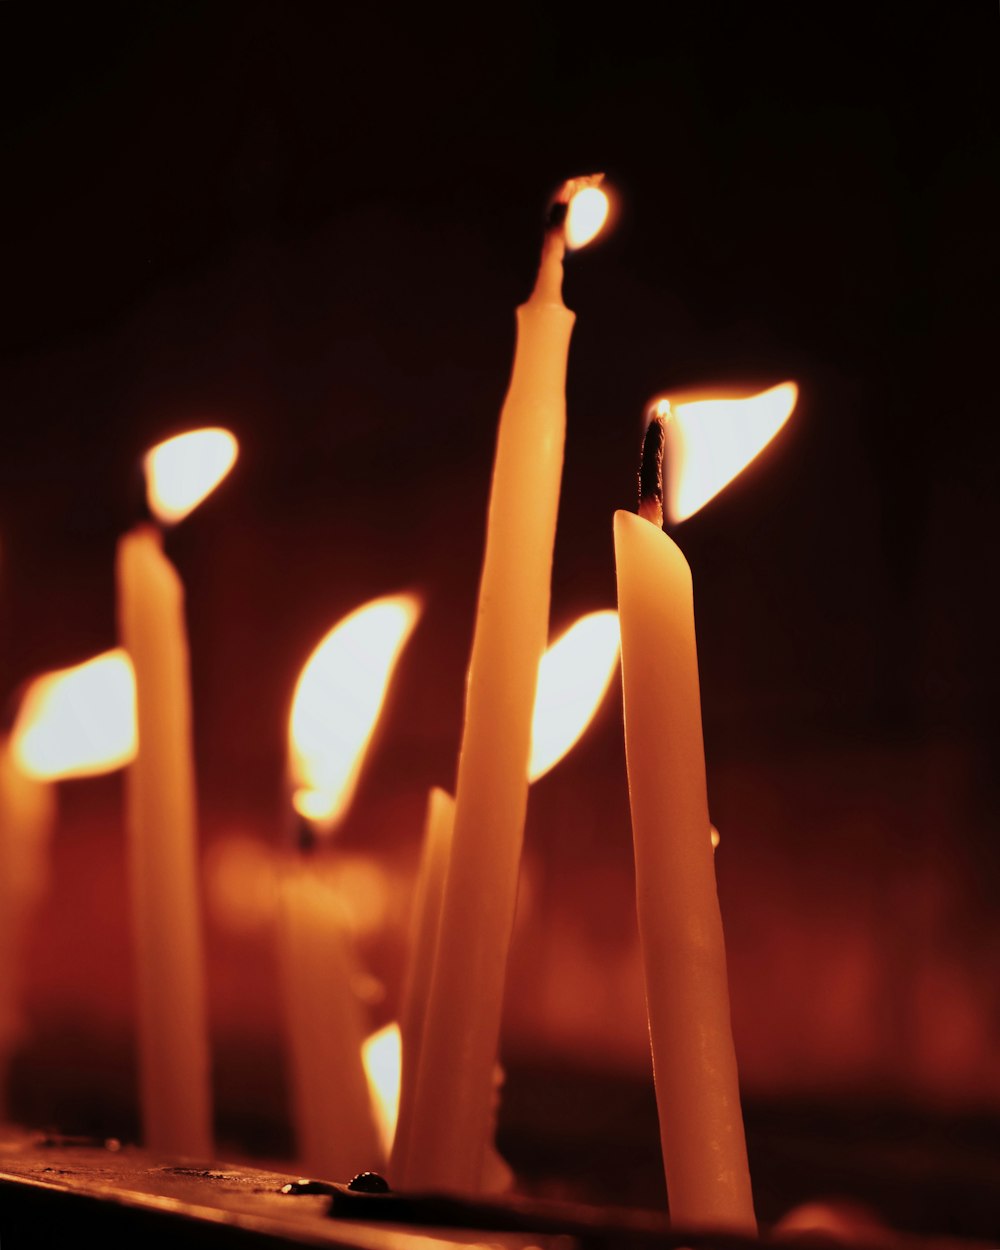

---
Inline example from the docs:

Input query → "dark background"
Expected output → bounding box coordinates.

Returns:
[1,2,998,1234]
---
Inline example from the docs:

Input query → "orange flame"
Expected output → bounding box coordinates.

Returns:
[654,382,798,523]
[529,610,621,783]
[144,427,238,525]
[10,650,137,781]
[362,1022,401,1157]
[565,185,610,250]
[288,595,420,832]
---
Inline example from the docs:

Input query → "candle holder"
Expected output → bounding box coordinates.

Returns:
[1,1127,992,1250]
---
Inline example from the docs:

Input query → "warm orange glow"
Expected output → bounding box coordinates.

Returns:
[655,381,798,523]
[710,824,721,849]
[330,855,391,937]
[205,835,278,935]
[10,650,137,781]
[144,427,238,525]
[565,185,610,250]
[362,1021,401,1157]
[529,610,620,783]
[288,595,420,832]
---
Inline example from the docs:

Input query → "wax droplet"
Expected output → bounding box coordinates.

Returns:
[348,1171,391,1193]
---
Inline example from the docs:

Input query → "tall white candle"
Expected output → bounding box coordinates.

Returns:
[116,427,237,1156]
[615,387,795,1227]
[406,184,610,1191]
[117,523,213,1157]
[615,506,754,1231]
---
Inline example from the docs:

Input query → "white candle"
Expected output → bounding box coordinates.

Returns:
[390,786,453,1183]
[116,427,237,1156]
[615,506,754,1231]
[405,179,609,1192]
[277,862,382,1179]
[611,389,797,1230]
[2,647,138,1118]
[0,745,54,1117]
[117,523,213,1157]
[282,594,419,1179]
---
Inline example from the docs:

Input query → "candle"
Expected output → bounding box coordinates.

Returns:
[613,385,796,1230]
[401,599,619,1190]
[405,177,609,1193]
[282,593,419,1179]
[1,649,138,1116]
[391,785,453,1182]
[0,745,54,1117]
[117,427,237,1157]
[278,865,382,1179]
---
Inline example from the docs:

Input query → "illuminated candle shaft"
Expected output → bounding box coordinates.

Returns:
[0,748,54,1117]
[117,524,213,1156]
[278,861,382,1180]
[614,508,754,1231]
[391,787,454,1183]
[406,234,574,1191]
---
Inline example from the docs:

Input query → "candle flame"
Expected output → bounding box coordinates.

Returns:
[144,427,238,525]
[529,610,621,782]
[10,650,137,781]
[362,1022,401,1157]
[565,186,610,251]
[655,381,798,523]
[288,595,421,833]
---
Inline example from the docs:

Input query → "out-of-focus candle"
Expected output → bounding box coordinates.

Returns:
[613,388,795,1230]
[281,594,419,1180]
[1,648,138,1116]
[405,597,619,1189]
[0,746,54,1116]
[117,427,237,1157]
[390,786,454,1183]
[278,864,382,1179]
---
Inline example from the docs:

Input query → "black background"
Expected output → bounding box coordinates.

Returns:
[1,3,999,1223]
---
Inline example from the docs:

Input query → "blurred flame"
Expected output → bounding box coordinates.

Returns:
[710,824,721,849]
[144,427,238,524]
[656,381,798,523]
[565,185,610,250]
[529,610,620,782]
[10,650,137,781]
[362,1021,401,1157]
[288,595,420,832]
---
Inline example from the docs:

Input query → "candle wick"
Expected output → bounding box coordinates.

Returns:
[638,407,670,529]
[295,817,319,856]
[545,200,568,232]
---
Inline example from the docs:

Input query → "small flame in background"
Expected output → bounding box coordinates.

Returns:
[288,595,421,832]
[144,427,238,525]
[565,184,610,250]
[11,650,137,781]
[529,610,621,783]
[362,1021,401,1157]
[657,381,798,523]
